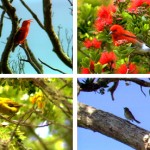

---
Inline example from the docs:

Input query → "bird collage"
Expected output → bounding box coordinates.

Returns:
[0,0,150,150]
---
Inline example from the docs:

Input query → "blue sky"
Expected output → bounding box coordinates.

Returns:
[0,0,72,74]
[78,78,150,150]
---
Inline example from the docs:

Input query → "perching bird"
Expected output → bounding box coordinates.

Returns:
[124,107,140,123]
[110,24,150,51]
[12,19,33,52]
[0,97,22,117]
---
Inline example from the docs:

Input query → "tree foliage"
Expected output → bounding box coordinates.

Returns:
[0,78,72,150]
[78,0,150,74]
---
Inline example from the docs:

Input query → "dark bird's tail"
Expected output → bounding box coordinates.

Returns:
[134,119,140,124]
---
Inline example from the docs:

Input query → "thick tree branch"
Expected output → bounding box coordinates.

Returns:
[43,0,72,69]
[21,41,43,74]
[0,10,5,37]
[78,102,149,150]
[118,78,150,87]
[1,0,18,73]
[79,78,150,93]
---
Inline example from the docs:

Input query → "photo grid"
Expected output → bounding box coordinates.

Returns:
[0,0,150,150]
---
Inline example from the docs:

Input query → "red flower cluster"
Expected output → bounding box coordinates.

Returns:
[81,61,94,74]
[99,51,117,66]
[95,5,116,31]
[128,0,150,13]
[83,38,102,49]
[116,63,138,74]
[80,51,141,74]
[81,52,117,74]
[99,51,117,72]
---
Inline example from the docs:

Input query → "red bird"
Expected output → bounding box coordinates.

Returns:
[110,24,150,51]
[13,19,33,51]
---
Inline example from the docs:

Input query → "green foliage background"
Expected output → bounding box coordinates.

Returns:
[0,78,72,150]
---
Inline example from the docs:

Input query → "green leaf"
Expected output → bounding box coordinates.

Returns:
[89,50,100,62]
[143,24,149,31]
[122,11,132,21]
[80,57,90,68]
[94,63,102,73]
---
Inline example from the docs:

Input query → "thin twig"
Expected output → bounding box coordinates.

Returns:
[38,58,66,74]
[20,0,44,30]
[140,85,146,97]
[67,0,73,6]
[0,114,72,130]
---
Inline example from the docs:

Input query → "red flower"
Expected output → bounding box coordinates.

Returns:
[83,39,93,48]
[128,0,150,13]
[92,38,102,48]
[89,60,95,72]
[95,5,116,31]
[81,68,90,74]
[81,61,95,74]
[99,51,117,72]
[116,63,138,74]
[99,51,117,65]
[83,38,102,49]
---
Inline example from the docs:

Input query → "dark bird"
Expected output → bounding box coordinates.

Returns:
[124,107,140,123]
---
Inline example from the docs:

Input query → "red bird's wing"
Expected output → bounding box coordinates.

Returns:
[122,30,138,44]
[14,27,28,44]
[122,33,136,39]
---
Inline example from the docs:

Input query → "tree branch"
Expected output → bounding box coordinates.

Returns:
[20,0,44,30]
[1,0,18,73]
[21,41,43,74]
[108,80,119,100]
[43,0,72,69]
[38,58,66,74]
[79,78,150,93]
[0,10,5,37]
[29,78,72,117]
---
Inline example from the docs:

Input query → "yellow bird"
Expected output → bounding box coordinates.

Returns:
[0,97,22,117]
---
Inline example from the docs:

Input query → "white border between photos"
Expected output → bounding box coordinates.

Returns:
[73,0,77,149]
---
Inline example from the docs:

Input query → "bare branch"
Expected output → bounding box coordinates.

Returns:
[65,29,73,56]
[0,11,5,37]
[38,58,66,74]
[80,78,150,93]
[43,0,72,69]
[67,0,73,6]
[1,0,19,73]
[21,41,43,74]
[20,0,44,30]
[108,80,119,100]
